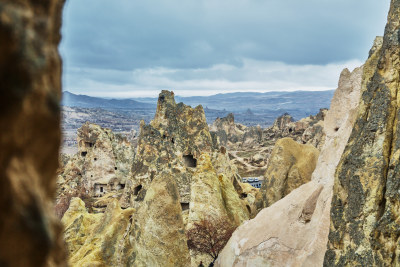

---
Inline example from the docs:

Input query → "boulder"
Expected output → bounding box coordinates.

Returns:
[260,137,319,207]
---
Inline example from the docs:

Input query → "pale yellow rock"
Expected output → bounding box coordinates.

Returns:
[261,137,319,207]
[61,198,102,258]
[133,172,191,267]
[63,198,135,266]
[188,154,242,226]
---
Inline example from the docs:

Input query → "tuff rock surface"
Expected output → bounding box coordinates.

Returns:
[57,122,134,214]
[63,198,135,266]
[324,1,400,265]
[260,137,319,208]
[210,110,326,177]
[62,90,252,266]
[0,1,67,266]
[216,62,363,266]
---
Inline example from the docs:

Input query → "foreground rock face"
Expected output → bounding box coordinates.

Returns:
[324,1,400,265]
[0,1,67,266]
[216,62,363,266]
[260,138,319,208]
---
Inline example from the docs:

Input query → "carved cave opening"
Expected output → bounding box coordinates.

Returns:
[181,202,190,211]
[183,155,197,168]
[134,184,143,196]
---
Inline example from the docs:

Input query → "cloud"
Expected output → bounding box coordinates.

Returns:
[63,58,363,97]
[60,0,389,96]
[60,0,389,69]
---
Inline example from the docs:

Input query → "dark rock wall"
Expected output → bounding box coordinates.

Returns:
[0,1,66,266]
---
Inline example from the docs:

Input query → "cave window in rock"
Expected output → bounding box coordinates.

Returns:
[85,142,94,148]
[181,202,190,211]
[334,127,339,132]
[183,154,197,168]
[134,184,142,196]
[94,183,107,196]
[120,184,125,189]
[81,151,87,157]
[171,138,175,144]
[289,128,293,133]
[240,193,248,199]
[94,157,97,161]
[115,167,118,170]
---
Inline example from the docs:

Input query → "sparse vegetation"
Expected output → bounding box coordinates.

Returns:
[186,216,236,264]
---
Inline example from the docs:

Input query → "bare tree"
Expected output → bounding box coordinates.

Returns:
[186,216,236,264]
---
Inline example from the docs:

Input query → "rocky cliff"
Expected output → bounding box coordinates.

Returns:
[0,1,67,266]
[216,61,363,266]
[324,0,400,265]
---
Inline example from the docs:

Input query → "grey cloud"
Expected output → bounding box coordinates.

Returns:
[60,0,390,71]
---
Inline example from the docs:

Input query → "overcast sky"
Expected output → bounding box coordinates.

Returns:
[60,0,390,97]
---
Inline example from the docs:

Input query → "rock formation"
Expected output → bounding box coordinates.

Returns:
[216,61,364,266]
[62,90,253,266]
[324,1,400,265]
[260,137,319,208]
[58,122,134,197]
[210,110,326,177]
[63,198,135,266]
[0,1,67,266]
[133,172,191,267]
[210,113,247,146]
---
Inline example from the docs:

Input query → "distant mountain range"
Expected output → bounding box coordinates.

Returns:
[136,90,334,115]
[62,90,335,126]
[62,91,155,110]
[63,90,334,114]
